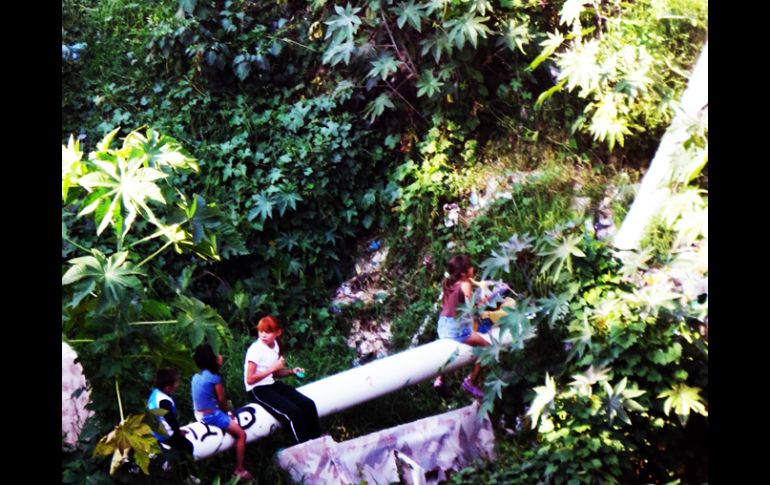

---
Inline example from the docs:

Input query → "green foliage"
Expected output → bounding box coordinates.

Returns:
[63,128,235,476]
[368,52,404,81]
[531,0,707,149]
[62,0,707,481]
[62,249,143,311]
[393,1,427,32]
[526,372,556,429]
[658,382,708,426]
[537,232,586,283]
[456,177,707,482]
[93,414,158,475]
[363,93,396,122]
[316,0,565,126]
[416,70,445,98]
[499,17,533,54]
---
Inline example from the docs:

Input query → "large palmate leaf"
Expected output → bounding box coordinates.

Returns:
[498,18,532,54]
[624,277,680,317]
[527,373,556,429]
[93,414,158,475]
[62,135,85,201]
[416,70,445,98]
[332,79,356,102]
[659,188,706,228]
[537,290,573,329]
[502,233,535,254]
[569,364,611,397]
[171,193,238,260]
[362,93,396,123]
[559,0,589,27]
[528,31,564,71]
[322,2,361,67]
[617,247,654,280]
[392,1,426,32]
[479,371,508,417]
[469,0,494,15]
[444,12,492,49]
[174,295,228,351]
[122,128,199,172]
[497,298,539,350]
[587,93,632,150]
[324,3,363,43]
[248,193,275,221]
[480,249,513,279]
[322,3,361,66]
[557,39,601,97]
[277,191,303,216]
[615,45,654,99]
[77,151,167,238]
[367,52,403,81]
[673,205,707,247]
[565,314,594,362]
[322,39,356,66]
[424,0,447,15]
[599,377,646,426]
[62,249,143,309]
[658,383,708,425]
[479,233,534,279]
[538,233,586,283]
[420,32,453,63]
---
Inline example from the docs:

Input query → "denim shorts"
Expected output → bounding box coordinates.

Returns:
[200,409,232,430]
[437,315,472,343]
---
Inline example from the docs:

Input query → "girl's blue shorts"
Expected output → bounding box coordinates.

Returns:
[200,409,232,430]
[437,315,472,343]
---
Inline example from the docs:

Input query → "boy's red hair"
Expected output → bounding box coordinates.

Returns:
[257,315,282,333]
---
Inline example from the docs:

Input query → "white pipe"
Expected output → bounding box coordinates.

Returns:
[181,327,511,459]
[612,41,708,251]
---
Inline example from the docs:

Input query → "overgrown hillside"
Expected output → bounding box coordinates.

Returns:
[62,0,708,483]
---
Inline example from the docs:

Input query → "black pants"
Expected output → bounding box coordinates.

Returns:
[162,433,193,454]
[249,381,321,444]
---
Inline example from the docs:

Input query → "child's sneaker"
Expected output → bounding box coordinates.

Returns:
[233,469,254,481]
[462,377,484,400]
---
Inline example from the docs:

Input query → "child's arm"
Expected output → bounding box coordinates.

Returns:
[245,357,286,385]
[274,365,303,378]
[461,281,474,300]
[467,280,489,305]
[214,383,229,412]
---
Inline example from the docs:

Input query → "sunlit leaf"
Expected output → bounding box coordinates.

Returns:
[557,39,601,97]
[93,414,158,475]
[498,18,532,54]
[444,12,492,50]
[559,0,589,27]
[527,372,557,429]
[658,383,708,425]
[62,135,85,200]
[538,233,586,283]
[569,365,611,397]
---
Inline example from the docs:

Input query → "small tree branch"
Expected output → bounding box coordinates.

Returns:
[380,9,419,79]
[385,79,427,122]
